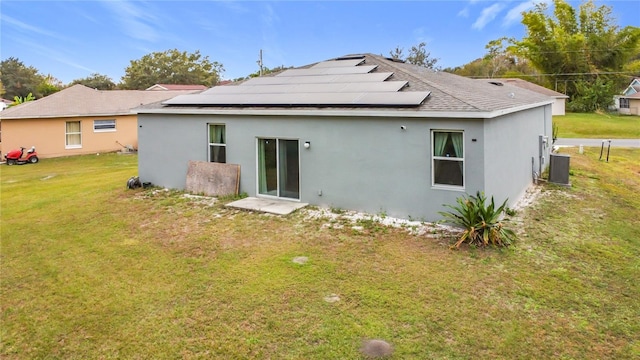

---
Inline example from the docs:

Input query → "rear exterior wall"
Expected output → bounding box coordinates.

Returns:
[137,110,544,221]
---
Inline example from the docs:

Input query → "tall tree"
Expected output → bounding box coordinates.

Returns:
[388,42,439,69]
[70,73,116,90]
[388,46,405,61]
[120,49,224,90]
[447,37,539,82]
[511,0,640,111]
[406,42,439,69]
[0,57,45,99]
[37,74,62,97]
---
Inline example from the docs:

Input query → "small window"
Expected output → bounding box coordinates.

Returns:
[66,121,82,149]
[208,124,226,163]
[94,119,116,132]
[432,130,464,188]
[620,98,630,109]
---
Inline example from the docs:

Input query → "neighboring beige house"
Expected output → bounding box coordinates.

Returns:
[145,84,208,91]
[619,93,640,116]
[478,78,569,116]
[0,84,201,159]
[617,78,640,115]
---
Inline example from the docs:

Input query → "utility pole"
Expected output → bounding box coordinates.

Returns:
[257,49,264,76]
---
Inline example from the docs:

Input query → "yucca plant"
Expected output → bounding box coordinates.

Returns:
[439,191,516,248]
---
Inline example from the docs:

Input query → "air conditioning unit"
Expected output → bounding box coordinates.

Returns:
[548,153,571,186]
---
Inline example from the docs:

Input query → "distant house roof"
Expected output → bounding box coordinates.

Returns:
[139,53,553,118]
[146,84,208,91]
[622,78,640,96]
[0,84,202,119]
[480,78,569,99]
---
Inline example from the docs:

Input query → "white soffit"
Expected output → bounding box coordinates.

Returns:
[202,81,408,94]
[276,65,377,77]
[163,91,430,106]
[242,72,394,86]
[311,59,365,68]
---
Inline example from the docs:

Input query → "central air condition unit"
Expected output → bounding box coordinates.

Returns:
[548,153,571,186]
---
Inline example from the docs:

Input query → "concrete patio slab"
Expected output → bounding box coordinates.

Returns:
[225,197,308,215]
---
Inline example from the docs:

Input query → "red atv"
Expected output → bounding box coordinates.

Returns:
[4,146,39,165]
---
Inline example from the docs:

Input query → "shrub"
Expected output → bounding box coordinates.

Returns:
[439,191,516,248]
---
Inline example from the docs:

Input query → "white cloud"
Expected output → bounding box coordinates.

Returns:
[219,0,250,14]
[472,3,506,30]
[99,0,162,43]
[261,3,279,29]
[411,27,435,48]
[260,4,286,70]
[503,0,549,27]
[13,37,96,75]
[458,7,470,18]
[1,14,69,41]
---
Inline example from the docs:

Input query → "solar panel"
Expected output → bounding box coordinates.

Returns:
[164,55,431,108]
[202,81,408,94]
[276,65,377,77]
[311,59,365,68]
[163,91,430,106]
[242,72,393,86]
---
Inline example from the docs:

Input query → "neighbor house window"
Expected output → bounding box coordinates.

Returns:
[65,121,82,149]
[432,130,464,187]
[94,119,116,132]
[620,98,629,109]
[208,124,226,163]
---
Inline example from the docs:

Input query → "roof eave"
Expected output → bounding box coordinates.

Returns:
[1,110,137,120]
[136,100,553,119]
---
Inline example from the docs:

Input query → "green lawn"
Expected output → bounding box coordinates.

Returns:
[1,151,639,359]
[554,112,640,139]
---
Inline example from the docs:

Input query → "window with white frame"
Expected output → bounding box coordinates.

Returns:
[94,119,116,132]
[208,124,226,163]
[65,121,82,149]
[432,130,464,187]
[620,98,630,109]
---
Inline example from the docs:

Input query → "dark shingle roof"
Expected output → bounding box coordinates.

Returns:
[482,78,568,99]
[137,54,553,117]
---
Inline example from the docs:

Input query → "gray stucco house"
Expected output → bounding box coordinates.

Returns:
[136,53,553,221]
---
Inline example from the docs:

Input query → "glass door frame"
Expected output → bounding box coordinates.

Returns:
[255,137,301,201]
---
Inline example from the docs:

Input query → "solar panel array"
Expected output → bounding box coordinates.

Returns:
[202,81,408,94]
[164,92,429,106]
[164,58,431,107]
[240,73,394,86]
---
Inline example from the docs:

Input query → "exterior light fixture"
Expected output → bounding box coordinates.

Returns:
[304,141,311,149]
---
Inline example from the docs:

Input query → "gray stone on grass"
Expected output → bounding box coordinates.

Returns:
[323,294,340,303]
[292,256,308,265]
[360,339,393,358]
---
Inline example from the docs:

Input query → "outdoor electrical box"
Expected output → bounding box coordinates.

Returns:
[549,153,571,186]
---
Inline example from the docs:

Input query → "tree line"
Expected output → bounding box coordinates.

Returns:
[445,0,640,112]
[2,0,638,112]
[0,49,224,101]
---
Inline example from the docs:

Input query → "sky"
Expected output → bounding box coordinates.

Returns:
[1,0,639,84]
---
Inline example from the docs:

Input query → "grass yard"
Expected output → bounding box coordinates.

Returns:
[554,112,640,139]
[1,150,639,359]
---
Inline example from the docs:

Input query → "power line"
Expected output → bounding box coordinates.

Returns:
[468,71,637,78]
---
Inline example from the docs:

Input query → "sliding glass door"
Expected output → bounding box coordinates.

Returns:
[257,138,299,199]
